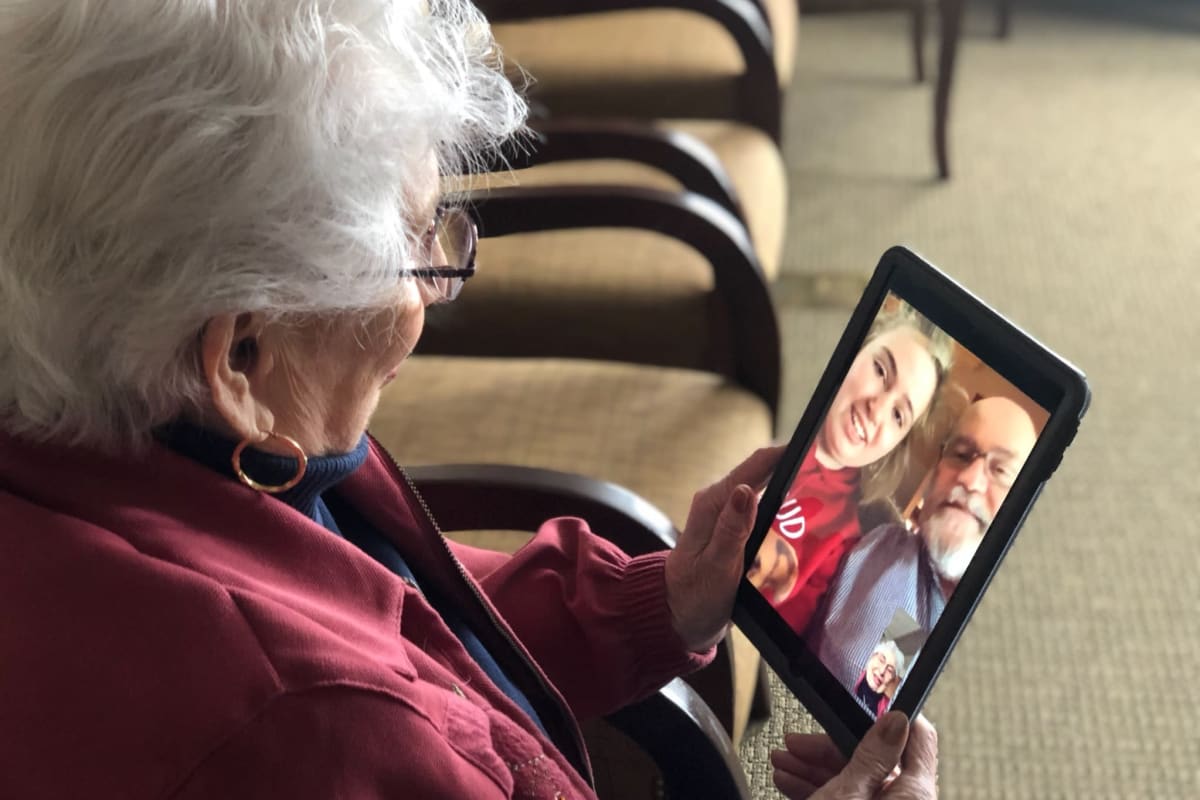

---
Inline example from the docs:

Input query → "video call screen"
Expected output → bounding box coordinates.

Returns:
[746,293,1049,719]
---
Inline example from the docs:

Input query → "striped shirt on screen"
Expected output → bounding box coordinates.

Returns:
[802,523,948,700]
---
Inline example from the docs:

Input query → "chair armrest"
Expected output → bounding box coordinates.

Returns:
[607,678,753,800]
[482,0,781,140]
[451,184,780,417]
[405,462,740,744]
[505,119,745,221]
[404,462,677,555]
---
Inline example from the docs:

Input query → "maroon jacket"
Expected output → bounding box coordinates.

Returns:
[0,432,710,799]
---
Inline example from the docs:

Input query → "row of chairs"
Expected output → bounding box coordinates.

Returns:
[367,1,800,796]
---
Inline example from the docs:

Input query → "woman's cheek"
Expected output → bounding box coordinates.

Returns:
[401,298,425,353]
[388,284,426,358]
[874,426,902,463]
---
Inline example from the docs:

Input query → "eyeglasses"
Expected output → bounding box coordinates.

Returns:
[403,205,477,304]
[868,653,898,682]
[940,437,1020,490]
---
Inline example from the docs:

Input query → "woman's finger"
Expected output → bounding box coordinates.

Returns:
[702,483,757,566]
[679,444,785,556]
[886,715,938,798]
[770,749,840,788]
[722,444,787,494]
[900,715,938,781]
[783,732,848,769]
[772,769,823,800]
[838,711,909,797]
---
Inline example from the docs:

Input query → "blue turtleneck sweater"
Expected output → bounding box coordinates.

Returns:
[162,422,546,734]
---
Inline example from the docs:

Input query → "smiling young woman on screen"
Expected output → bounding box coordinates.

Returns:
[747,302,955,632]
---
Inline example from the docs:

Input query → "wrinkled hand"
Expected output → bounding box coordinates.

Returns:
[665,445,785,652]
[771,712,938,800]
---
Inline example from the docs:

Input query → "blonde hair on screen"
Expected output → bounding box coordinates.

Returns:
[858,300,956,505]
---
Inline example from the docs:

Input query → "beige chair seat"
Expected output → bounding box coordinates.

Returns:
[494,1,798,120]
[375,356,771,522]
[419,226,736,373]
[371,355,774,744]
[497,11,746,123]
[478,120,786,280]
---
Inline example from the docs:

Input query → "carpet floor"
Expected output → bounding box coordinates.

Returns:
[738,1,1200,797]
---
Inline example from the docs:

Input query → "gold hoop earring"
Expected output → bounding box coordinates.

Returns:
[231,431,308,494]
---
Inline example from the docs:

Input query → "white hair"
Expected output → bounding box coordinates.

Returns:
[925,530,977,582]
[872,639,906,676]
[0,0,526,450]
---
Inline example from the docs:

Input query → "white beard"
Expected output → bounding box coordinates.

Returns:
[922,486,990,582]
[924,532,976,582]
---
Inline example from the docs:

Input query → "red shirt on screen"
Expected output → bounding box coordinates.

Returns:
[769,449,862,632]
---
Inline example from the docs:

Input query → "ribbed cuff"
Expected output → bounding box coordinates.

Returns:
[617,551,716,683]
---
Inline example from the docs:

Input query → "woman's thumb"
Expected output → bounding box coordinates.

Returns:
[711,484,756,559]
[840,712,909,797]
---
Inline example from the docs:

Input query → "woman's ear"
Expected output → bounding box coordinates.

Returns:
[200,313,276,440]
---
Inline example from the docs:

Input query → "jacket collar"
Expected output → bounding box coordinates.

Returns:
[0,430,418,680]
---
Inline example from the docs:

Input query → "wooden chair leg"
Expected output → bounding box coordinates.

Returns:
[934,0,965,179]
[606,679,753,800]
[996,0,1012,38]
[749,659,773,723]
[910,3,926,83]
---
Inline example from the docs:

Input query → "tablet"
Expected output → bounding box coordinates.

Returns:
[732,246,1089,755]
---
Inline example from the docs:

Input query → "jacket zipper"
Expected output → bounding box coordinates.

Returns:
[377,444,595,789]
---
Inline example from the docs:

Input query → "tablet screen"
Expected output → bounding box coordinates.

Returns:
[746,292,1050,720]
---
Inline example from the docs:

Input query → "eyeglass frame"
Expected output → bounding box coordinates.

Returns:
[399,204,478,297]
[937,435,1022,490]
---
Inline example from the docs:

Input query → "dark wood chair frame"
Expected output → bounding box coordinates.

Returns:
[480,0,783,142]
[497,119,747,224]
[436,183,782,418]
[801,0,966,178]
[408,462,754,800]
[995,0,1012,39]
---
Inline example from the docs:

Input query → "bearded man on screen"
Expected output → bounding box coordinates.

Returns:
[803,396,1038,693]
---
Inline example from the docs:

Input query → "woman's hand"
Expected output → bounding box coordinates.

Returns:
[665,445,785,652]
[771,712,938,800]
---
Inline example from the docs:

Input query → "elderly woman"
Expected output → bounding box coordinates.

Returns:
[854,640,907,719]
[0,1,935,798]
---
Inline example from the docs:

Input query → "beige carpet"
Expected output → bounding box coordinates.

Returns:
[739,1,1200,797]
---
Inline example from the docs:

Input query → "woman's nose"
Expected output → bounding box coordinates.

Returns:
[864,398,884,437]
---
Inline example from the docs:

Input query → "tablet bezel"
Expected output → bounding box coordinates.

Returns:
[733,246,1089,755]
